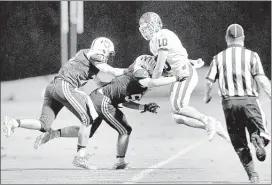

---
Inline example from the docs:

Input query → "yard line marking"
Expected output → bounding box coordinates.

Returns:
[123,140,205,184]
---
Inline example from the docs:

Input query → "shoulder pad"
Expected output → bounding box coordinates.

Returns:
[133,69,150,80]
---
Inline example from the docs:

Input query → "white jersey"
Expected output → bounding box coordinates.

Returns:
[149,29,189,74]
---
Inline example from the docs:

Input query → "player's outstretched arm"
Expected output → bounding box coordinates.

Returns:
[139,76,177,88]
[95,63,127,77]
[122,101,160,114]
[152,50,169,79]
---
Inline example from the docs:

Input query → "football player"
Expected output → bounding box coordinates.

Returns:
[1,37,130,169]
[138,12,230,141]
[32,54,186,169]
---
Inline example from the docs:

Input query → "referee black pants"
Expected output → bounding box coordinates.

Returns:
[222,96,269,177]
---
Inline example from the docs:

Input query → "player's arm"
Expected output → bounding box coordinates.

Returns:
[203,58,219,103]
[139,76,177,88]
[251,53,271,98]
[95,63,127,77]
[123,101,160,114]
[255,76,271,98]
[122,101,145,111]
[152,49,169,79]
[93,75,108,87]
[135,68,182,88]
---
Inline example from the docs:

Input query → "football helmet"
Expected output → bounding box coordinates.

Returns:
[90,37,115,63]
[139,12,163,40]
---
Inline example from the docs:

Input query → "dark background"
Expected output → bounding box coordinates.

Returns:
[0,1,271,81]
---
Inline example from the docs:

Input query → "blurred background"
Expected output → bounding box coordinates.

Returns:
[0,1,271,81]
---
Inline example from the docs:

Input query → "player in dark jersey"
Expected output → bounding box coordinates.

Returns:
[2,37,128,169]
[31,54,187,169]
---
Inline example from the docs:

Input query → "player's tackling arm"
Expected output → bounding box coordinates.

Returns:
[139,76,176,88]
[122,101,145,111]
[152,50,169,79]
[95,63,127,77]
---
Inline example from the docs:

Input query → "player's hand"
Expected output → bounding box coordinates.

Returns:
[203,94,212,103]
[191,58,205,69]
[141,103,160,114]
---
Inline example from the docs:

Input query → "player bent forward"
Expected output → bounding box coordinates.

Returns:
[33,55,187,169]
[2,37,128,169]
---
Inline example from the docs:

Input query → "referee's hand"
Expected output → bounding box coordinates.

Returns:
[203,94,212,104]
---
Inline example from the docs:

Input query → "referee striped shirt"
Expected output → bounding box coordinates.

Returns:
[206,44,265,97]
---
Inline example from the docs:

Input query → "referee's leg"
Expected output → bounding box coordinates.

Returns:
[223,99,259,182]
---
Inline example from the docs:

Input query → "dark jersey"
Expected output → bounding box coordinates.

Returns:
[56,49,100,88]
[99,68,150,105]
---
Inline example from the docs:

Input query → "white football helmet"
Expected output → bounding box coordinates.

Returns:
[139,12,163,40]
[90,37,115,63]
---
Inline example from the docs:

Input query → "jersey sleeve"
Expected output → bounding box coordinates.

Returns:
[205,56,219,83]
[156,33,170,51]
[251,52,265,77]
[133,69,150,80]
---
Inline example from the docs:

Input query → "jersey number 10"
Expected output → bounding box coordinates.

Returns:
[158,38,167,47]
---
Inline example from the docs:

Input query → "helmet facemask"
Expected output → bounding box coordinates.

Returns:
[139,23,156,41]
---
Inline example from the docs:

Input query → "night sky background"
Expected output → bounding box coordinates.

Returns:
[0,1,271,81]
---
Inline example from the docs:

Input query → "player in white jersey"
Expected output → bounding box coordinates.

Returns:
[139,12,230,141]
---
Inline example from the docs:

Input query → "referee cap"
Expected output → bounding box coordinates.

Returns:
[226,24,244,39]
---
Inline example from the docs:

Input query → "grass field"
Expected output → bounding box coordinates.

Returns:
[1,68,271,184]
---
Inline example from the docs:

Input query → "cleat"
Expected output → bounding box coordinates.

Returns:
[251,133,266,162]
[113,162,129,170]
[210,117,231,142]
[1,115,17,137]
[203,116,216,141]
[249,176,260,184]
[33,129,54,149]
[72,155,97,170]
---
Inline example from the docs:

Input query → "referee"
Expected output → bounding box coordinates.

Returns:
[204,24,271,183]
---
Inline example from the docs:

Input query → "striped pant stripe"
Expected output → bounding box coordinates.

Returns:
[101,96,126,135]
[62,81,89,125]
[171,65,195,112]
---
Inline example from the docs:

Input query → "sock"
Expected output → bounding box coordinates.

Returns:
[116,156,125,163]
[77,145,86,157]
[15,119,21,128]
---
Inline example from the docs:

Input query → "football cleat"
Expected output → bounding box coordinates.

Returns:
[249,175,260,184]
[72,155,97,170]
[1,115,17,137]
[203,116,216,141]
[33,129,54,149]
[209,117,231,142]
[251,133,266,162]
[112,161,129,170]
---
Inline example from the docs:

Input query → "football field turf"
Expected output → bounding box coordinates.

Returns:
[1,68,271,184]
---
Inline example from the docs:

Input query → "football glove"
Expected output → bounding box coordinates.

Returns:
[190,58,205,69]
[141,103,160,114]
